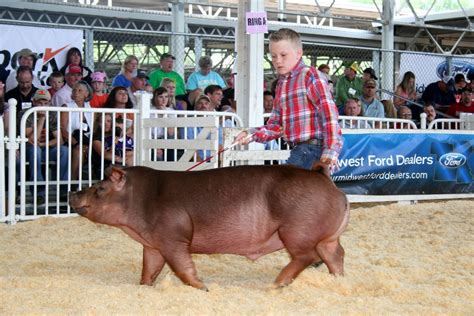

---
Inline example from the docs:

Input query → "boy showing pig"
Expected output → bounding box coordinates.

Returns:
[235,28,342,170]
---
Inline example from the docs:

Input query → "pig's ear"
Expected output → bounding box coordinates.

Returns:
[105,165,126,184]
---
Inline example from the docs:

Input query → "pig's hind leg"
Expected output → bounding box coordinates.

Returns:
[140,246,166,286]
[274,231,321,287]
[316,238,344,275]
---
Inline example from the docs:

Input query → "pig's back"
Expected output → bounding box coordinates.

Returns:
[153,165,346,256]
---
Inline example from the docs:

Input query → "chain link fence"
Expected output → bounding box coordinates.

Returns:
[88,29,473,97]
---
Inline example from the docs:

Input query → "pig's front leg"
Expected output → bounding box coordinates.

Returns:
[140,246,165,286]
[162,246,208,291]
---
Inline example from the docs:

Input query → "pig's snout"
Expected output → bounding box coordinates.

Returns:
[68,191,88,215]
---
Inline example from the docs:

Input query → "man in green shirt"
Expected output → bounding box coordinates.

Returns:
[335,63,364,110]
[148,53,186,96]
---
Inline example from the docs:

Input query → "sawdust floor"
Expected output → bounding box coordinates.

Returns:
[0,200,473,315]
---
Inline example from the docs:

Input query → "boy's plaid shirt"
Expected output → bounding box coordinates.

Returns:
[252,59,343,163]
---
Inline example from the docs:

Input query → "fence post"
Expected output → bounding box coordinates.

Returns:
[84,29,95,71]
[135,91,152,166]
[419,112,427,130]
[7,99,18,224]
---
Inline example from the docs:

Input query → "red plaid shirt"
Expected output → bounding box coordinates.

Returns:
[251,59,343,163]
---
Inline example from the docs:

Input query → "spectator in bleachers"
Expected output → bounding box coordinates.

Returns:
[398,105,412,120]
[5,48,42,92]
[393,71,416,109]
[47,71,64,98]
[468,73,474,90]
[204,85,224,111]
[112,55,139,88]
[221,88,236,113]
[335,62,363,109]
[263,90,274,114]
[89,71,108,108]
[5,66,38,115]
[160,77,186,110]
[446,87,474,117]
[183,94,223,161]
[421,77,455,112]
[59,47,92,84]
[0,79,7,132]
[104,86,134,112]
[60,81,93,180]
[341,98,363,129]
[422,103,437,124]
[151,87,170,110]
[0,65,9,84]
[52,65,82,107]
[362,67,378,81]
[452,73,467,94]
[360,79,384,119]
[127,69,148,107]
[186,56,227,107]
[104,86,135,139]
[148,53,186,97]
[397,105,414,129]
[382,99,397,119]
[92,113,133,178]
[23,88,68,204]
[317,64,330,75]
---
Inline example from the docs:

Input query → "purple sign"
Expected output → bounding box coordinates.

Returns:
[245,11,268,34]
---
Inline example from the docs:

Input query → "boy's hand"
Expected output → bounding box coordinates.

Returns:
[321,157,339,172]
[234,131,253,145]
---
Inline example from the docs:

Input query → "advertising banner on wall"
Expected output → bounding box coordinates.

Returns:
[0,24,83,87]
[332,133,474,195]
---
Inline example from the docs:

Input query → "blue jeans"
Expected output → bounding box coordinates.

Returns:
[286,144,322,170]
[20,144,69,196]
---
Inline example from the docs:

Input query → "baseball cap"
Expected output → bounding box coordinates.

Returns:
[91,71,106,82]
[364,79,377,88]
[32,88,51,102]
[135,69,149,80]
[65,64,82,75]
[160,53,175,61]
[349,62,359,73]
[18,48,37,59]
[195,94,211,104]
[363,67,378,80]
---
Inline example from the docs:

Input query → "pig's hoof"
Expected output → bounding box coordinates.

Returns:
[272,281,291,289]
[140,280,153,286]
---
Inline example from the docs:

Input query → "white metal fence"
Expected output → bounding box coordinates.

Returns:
[1,96,473,223]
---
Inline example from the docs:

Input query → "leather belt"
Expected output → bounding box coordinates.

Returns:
[288,138,323,149]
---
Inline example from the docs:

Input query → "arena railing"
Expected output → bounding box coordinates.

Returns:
[3,95,243,223]
[2,94,472,223]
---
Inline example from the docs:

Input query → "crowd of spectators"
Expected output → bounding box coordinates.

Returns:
[1,46,473,204]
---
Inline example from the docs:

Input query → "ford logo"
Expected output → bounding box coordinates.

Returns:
[439,153,466,168]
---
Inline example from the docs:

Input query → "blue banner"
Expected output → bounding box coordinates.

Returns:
[332,133,474,195]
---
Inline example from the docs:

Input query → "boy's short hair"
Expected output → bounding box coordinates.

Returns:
[268,28,302,50]
[204,84,222,95]
[47,71,64,86]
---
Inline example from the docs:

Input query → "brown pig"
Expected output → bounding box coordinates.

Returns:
[69,164,349,290]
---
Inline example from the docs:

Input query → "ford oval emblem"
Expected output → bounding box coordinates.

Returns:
[439,153,466,168]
